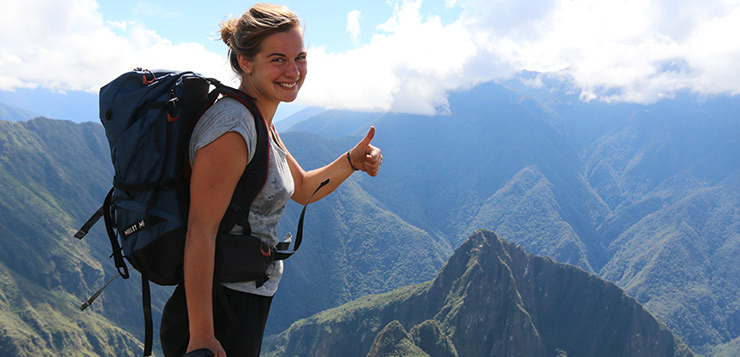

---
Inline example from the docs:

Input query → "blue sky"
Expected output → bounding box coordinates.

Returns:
[96,1,461,54]
[1,0,739,121]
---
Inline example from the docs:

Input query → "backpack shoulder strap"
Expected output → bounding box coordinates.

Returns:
[203,80,329,260]
[205,81,270,235]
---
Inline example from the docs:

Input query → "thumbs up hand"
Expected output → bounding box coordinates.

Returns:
[348,126,383,177]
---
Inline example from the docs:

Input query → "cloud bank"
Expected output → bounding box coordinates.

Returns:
[1,0,739,115]
[0,0,233,93]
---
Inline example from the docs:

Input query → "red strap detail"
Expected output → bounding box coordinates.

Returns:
[142,70,156,85]
[260,241,271,257]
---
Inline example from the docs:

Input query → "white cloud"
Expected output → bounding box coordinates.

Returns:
[300,0,740,112]
[453,0,740,103]
[347,10,362,43]
[1,0,739,115]
[107,20,133,32]
[0,0,233,93]
[302,0,481,115]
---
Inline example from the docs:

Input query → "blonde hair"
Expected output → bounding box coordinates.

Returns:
[219,3,301,74]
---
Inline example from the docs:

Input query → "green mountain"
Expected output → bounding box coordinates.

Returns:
[263,230,692,357]
[0,79,738,356]
[269,132,452,335]
[0,118,169,355]
[273,84,739,355]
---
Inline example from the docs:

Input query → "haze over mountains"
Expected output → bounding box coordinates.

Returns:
[0,77,738,355]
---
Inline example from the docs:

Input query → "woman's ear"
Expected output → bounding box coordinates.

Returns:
[237,53,252,74]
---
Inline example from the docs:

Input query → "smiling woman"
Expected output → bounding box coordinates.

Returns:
[234,28,307,120]
[157,3,383,357]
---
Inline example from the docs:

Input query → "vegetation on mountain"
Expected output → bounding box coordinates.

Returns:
[0,78,737,355]
[263,230,692,356]
[0,118,168,355]
[277,84,739,355]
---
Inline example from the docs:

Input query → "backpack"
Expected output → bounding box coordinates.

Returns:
[74,69,327,356]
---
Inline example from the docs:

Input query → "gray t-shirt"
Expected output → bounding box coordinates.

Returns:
[189,97,295,296]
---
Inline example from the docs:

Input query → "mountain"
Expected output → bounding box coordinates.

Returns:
[270,83,740,355]
[0,88,98,123]
[564,96,740,353]
[269,131,453,335]
[263,230,692,357]
[0,118,170,355]
[283,109,381,139]
[274,106,326,132]
[0,102,40,122]
[1,77,738,355]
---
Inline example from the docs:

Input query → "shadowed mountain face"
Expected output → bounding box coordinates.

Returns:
[264,230,692,357]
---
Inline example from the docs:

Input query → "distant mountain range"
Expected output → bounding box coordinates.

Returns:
[0,102,40,122]
[0,77,738,355]
[0,88,98,123]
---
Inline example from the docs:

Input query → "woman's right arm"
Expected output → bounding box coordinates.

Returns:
[184,131,248,356]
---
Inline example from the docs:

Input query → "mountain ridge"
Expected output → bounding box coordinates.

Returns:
[264,230,692,357]
[0,78,737,355]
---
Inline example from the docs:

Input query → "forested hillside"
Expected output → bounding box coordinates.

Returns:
[0,118,151,355]
[0,79,737,355]
[276,83,740,355]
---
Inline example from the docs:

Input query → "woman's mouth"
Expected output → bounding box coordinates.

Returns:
[278,81,298,88]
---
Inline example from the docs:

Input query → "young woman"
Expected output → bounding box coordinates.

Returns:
[159,4,382,356]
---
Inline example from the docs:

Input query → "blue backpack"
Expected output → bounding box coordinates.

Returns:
[75,69,326,356]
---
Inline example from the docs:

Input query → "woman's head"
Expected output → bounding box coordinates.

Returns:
[220,3,302,74]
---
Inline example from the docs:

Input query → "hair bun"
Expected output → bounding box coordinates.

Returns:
[219,17,239,47]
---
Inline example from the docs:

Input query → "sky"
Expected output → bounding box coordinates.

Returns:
[1,0,739,120]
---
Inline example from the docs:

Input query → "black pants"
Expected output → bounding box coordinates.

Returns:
[160,284,273,357]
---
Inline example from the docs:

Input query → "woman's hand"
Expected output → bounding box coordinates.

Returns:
[187,336,226,356]
[284,126,383,204]
[349,126,383,176]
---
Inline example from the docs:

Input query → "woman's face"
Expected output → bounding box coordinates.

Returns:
[240,26,307,107]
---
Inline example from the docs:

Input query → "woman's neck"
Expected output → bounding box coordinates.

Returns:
[256,101,277,127]
[238,83,277,127]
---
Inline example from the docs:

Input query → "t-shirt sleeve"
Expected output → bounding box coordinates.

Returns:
[189,97,257,165]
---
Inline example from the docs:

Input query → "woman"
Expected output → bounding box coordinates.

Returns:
[159,3,382,356]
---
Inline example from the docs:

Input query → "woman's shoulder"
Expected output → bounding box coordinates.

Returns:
[202,96,255,123]
[196,97,258,137]
[190,96,258,162]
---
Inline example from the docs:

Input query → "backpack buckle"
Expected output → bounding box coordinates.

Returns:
[141,69,156,85]
[260,240,271,257]
[166,91,179,122]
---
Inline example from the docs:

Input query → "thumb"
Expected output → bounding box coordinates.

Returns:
[359,126,376,147]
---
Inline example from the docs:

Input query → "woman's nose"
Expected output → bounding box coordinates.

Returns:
[286,61,300,78]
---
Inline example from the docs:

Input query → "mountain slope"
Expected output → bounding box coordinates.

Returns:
[1,80,738,355]
[575,101,740,353]
[269,131,453,335]
[0,118,167,355]
[336,82,611,272]
[601,173,740,351]
[264,230,692,357]
[275,85,740,354]
[0,103,40,122]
